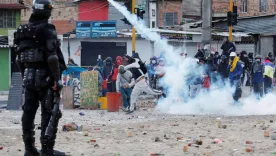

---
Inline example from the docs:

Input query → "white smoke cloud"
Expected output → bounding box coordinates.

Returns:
[108,0,276,116]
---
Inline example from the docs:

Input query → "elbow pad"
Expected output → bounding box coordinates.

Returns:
[47,55,61,81]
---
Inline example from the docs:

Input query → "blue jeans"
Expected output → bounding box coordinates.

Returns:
[119,87,132,108]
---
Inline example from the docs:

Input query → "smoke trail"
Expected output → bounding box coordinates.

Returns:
[108,0,276,116]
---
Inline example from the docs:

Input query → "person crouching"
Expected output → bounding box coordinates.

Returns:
[116,65,135,111]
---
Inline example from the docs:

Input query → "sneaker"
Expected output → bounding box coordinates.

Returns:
[121,107,128,112]
[162,92,167,98]
[125,110,134,114]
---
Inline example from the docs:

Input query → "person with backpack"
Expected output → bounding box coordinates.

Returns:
[124,53,166,114]
[116,65,135,111]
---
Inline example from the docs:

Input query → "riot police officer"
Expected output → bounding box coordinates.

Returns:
[14,0,66,155]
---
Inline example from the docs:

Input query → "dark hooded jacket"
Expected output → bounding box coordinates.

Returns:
[103,57,113,80]
[218,55,229,78]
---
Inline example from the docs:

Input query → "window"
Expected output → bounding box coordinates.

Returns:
[260,0,268,12]
[0,10,16,28]
[152,9,156,17]
[240,0,248,13]
[152,21,155,28]
[163,12,178,26]
[274,0,276,12]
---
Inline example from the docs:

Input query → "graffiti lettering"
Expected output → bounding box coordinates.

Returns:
[80,71,98,108]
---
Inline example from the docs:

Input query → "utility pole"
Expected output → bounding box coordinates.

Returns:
[132,0,136,54]
[201,0,212,54]
[229,0,233,41]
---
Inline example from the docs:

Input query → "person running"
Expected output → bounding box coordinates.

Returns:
[124,53,166,114]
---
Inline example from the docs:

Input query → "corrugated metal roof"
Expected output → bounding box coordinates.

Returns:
[213,15,276,35]
[0,45,9,48]
[0,4,26,9]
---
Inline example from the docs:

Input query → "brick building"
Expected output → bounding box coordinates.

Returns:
[213,0,276,18]
[157,0,182,27]
[21,0,78,35]
[157,0,276,27]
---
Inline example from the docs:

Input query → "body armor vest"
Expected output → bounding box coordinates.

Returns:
[14,24,45,64]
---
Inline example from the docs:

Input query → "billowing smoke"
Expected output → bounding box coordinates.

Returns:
[108,0,276,116]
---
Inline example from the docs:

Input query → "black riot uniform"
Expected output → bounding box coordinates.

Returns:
[14,0,66,156]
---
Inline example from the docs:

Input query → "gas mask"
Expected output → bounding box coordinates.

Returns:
[255,59,261,63]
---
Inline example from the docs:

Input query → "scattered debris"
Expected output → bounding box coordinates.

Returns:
[13,121,20,124]
[94,128,100,131]
[194,122,198,125]
[205,145,211,149]
[0,146,3,150]
[127,131,133,137]
[264,130,270,137]
[195,140,203,145]
[271,135,276,140]
[62,123,78,131]
[138,116,145,119]
[164,135,170,140]
[170,124,179,127]
[270,120,273,123]
[246,147,253,153]
[17,149,21,151]
[142,131,147,135]
[213,139,222,144]
[79,112,85,116]
[139,125,145,128]
[94,144,99,148]
[84,132,88,136]
[271,151,276,154]
[245,141,253,144]
[204,152,211,156]
[183,145,188,152]
[218,124,227,129]
[90,140,96,143]
[154,137,161,142]
[150,154,165,156]
[177,137,183,141]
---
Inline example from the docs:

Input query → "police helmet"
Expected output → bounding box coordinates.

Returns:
[32,0,53,15]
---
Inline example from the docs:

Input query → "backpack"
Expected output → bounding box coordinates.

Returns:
[138,60,147,74]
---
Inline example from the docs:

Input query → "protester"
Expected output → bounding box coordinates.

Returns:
[213,52,221,66]
[240,51,250,86]
[116,65,135,111]
[108,56,123,92]
[155,57,167,96]
[97,56,104,74]
[103,57,113,92]
[147,56,158,88]
[228,52,243,102]
[124,53,166,114]
[188,58,205,98]
[268,52,275,63]
[251,55,264,98]
[218,55,229,80]
[194,49,205,59]
[263,57,275,94]
[221,38,236,57]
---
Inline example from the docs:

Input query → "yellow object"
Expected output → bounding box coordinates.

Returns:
[98,97,107,110]
[228,0,233,41]
[229,56,239,72]
[132,0,136,53]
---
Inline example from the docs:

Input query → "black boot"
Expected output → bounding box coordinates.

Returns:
[23,131,40,156]
[40,141,65,156]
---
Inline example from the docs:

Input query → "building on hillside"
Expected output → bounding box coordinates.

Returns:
[0,0,25,92]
